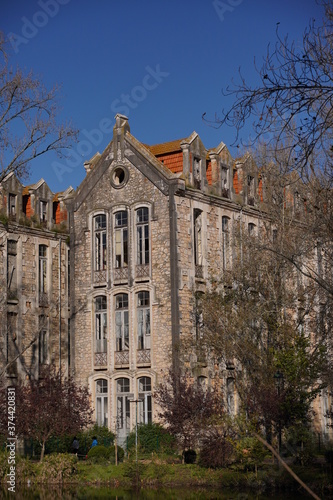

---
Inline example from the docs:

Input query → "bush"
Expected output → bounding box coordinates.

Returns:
[234,436,267,471]
[183,449,196,464]
[199,428,234,468]
[38,453,77,482]
[77,425,115,454]
[86,444,124,464]
[126,423,176,455]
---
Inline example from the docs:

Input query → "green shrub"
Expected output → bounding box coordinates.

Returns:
[86,444,124,464]
[38,453,77,482]
[234,436,267,471]
[77,425,115,454]
[126,423,176,455]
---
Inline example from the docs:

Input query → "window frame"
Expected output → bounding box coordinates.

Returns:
[137,291,150,350]
[93,214,107,272]
[138,376,152,425]
[114,211,128,269]
[95,295,107,353]
[136,207,150,266]
[115,293,129,352]
[96,379,108,427]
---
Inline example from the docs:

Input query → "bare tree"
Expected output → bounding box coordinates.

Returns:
[0,366,93,461]
[0,31,77,181]
[154,369,224,453]
[209,1,333,181]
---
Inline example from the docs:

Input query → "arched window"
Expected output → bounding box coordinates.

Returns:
[137,291,150,350]
[116,378,130,436]
[95,296,107,354]
[138,377,152,424]
[248,223,256,236]
[115,294,129,351]
[96,379,108,427]
[136,207,149,265]
[93,214,107,272]
[197,376,207,391]
[115,211,128,268]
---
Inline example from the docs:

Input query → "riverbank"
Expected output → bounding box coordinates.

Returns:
[1,452,333,498]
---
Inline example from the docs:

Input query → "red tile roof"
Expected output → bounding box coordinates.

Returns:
[146,138,184,156]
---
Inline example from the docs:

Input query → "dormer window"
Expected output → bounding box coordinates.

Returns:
[8,194,16,217]
[221,168,229,198]
[247,176,255,205]
[193,157,201,188]
[40,201,48,222]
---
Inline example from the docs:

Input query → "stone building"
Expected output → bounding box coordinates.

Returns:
[1,114,331,444]
[0,172,72,380]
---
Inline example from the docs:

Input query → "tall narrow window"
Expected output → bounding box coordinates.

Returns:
[194,209,203,266]
[95,296,107,353]
[39,245,48,306]
[138,377,152,424]
[39,316,48,365]
[96,379,108,427]
[193,157,201,188]
[116,378,130,436]
[221,168,229,197]
[222,216,230,270]
[8,194,16,217]
[115,211,128,268]
[248,223,255,236]
[94,215,107,272]
[40,201,48,222]
[7,240,17,299]
[115,294,129,351]
[227,377,235,415]
[137,291,150,350]
[136,208,149,265]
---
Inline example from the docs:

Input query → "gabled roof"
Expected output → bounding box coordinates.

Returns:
[146,138,184,156]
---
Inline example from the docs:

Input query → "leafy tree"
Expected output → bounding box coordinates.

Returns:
[201,219,328,444]
[0,31,77,181]
[0,366,93,461]
[154,369,223,453]
[126,422,176,455]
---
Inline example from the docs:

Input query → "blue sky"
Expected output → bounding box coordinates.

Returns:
[2,0,325,193]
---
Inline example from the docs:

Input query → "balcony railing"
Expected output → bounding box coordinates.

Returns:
[114,267,128,282]
[94,270,107,284]
[94,352,107,366]
[137,349,151,365]
[136,265,149,279]
[115,350,129,366]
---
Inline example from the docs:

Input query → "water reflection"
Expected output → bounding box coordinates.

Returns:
[0,485,308,499]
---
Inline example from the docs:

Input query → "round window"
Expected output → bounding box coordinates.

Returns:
[110,166,128,188]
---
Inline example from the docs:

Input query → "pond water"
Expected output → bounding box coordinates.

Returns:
[0,485,310,499]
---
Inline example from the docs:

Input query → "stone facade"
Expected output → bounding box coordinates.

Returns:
[1,114,331,444]
[0,174,72,380]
